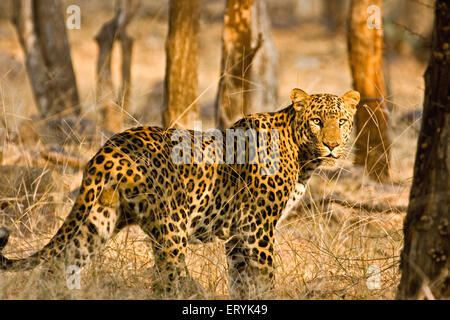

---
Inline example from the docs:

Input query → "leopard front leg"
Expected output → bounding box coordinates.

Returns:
[278,182,306,225]
[225,219,275,299]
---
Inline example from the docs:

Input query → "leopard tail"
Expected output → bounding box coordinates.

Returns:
[0,196,92,271]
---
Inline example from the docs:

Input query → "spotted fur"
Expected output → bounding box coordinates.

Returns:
[0,88,360,298]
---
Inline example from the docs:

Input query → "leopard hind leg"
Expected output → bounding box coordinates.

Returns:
[131,176,195,297]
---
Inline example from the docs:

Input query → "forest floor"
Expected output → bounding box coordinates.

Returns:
[0,3,427,299]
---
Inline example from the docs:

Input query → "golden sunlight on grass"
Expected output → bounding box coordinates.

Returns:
[0,0,428,300]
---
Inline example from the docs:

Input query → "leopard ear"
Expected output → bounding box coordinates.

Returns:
[290,88,310,111]
[342,90,360,115]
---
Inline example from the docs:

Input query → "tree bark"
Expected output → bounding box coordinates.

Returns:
[163,0,201,129]
[323,0,350,32]
[11,0,80,118]
[249,0,279,114]
[397,0,449,300]
[95,0,139,133]
[215,0,265,130]
[347,0,391,182]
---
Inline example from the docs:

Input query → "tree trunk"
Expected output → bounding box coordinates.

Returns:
[249,0,279,114]
[397,0,449,300]
[95,0,139,133]
[215,0,264,130]
[347,0,391,182]
[11,0,80,118]
[323,0,349,32]
[119,33,133,115]
[162,0,201,129]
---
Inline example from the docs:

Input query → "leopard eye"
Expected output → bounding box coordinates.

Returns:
[339,119,347,126]
[311,118,322,126]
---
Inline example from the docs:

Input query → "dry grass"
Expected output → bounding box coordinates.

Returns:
[0,166,408,300]
[0,1,427,299]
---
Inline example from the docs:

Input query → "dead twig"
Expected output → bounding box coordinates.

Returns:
[301,193,407,213]
[40,149,85,170]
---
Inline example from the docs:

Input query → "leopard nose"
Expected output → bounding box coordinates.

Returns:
[323,141,339,151]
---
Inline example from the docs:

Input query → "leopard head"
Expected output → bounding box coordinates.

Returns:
[290,88,360,165]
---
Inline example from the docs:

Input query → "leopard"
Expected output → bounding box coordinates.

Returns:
[0,88,360,299]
